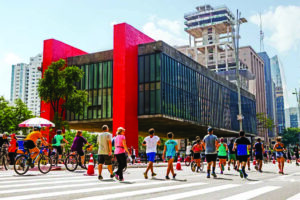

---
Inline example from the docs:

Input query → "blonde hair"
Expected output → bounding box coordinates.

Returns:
[116,127,125,135]
[276,137,282,142]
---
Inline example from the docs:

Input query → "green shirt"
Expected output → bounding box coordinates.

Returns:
[97,132,112,155]
[218,143,227,156]
[165,139,177,157]
[52,135,64,146]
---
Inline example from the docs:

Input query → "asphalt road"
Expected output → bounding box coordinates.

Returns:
[0,162,300,200]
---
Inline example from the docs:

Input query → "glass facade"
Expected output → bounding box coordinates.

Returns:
[138,53,256,134]
[66,60,113,121]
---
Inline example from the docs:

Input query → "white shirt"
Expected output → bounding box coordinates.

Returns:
[186,145,192,155]
[144,135,160,153]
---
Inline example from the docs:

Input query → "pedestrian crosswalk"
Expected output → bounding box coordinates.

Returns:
[0,171,299,200]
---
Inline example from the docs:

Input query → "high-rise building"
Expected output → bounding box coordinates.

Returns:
[177,5,254,91]
[10,54,42,116]
[258,52,277,138]
[239,46,267,140]
[270,55,287,134]
[288,107,299,128]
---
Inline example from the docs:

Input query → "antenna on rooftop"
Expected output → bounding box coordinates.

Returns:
[260,12,264,52]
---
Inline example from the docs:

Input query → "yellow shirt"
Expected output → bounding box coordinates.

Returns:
[24,131,43,144]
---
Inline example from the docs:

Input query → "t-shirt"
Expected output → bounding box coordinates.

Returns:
[228,143,235,154]
[71,136,87,152]
[97,132,112,155]
[165,139,177,157]
[24,131,42,144]
[254,142,263,155]
[186,145,192,155]
[52,135,64,147]
[8,138,17,153]
[235,137,250,156]
[144,135,160,153]
[114,135,126,155]
[0,137,9,148]
[203,134,218,154]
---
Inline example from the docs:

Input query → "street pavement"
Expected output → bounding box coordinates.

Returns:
[0,162,300,200]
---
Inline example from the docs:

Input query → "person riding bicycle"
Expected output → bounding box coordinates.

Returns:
[71,130,91,169]
[23,126,49,166]
[0,133,9,150]
[52,129,69,164]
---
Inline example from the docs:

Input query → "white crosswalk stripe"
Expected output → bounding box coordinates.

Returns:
[287,193,300,200]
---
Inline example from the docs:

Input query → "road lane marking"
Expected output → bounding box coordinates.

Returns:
[77,182,208,200]
[0,180,175,200]
[287,193,300,200]
[221,186,280,200]
[145,184,239,200]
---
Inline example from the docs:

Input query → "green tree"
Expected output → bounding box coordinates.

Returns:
[38,59,88,129]
[64,130,98,153]
[12,99,34,134]
[256,112,275,133]
[281,128,300,146]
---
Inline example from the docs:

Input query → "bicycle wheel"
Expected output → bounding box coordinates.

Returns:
[191,161,196,172]
[50,153,58,167]
[14,155,29,175]
[65,154,78,171]
[38,154,52,174]
[185,160,191,166]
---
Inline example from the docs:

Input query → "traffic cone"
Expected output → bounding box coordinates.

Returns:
[287,159,291,163]
[176,156,182,170]
[272,157,276,164]
[84,154,96,176]
[253,157,256,166]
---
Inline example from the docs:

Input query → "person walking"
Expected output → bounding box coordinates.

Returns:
[114,127,131,181]
[203,127,218,178]
[8,134,17,165]
[186,142,192,157]
[294,144,299,166]
[234,131,251,179]
[143,128,161,179]
[217,138,228,174]
[52,130,69,164]
[253,138,264,172]
[131,146,136,165]
[227,138,236,171]
[192,139,203,172]
[273,137,286,174]
[162,132,178,179]
[97,125,114,180]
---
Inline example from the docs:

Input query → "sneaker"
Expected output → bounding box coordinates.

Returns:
[110,173,115,179]
[115,174,119,180]
[173,173,177,179]
[207,173,210,178]
[244,173,248,179]
[255,165,258,171]
[239,170,244,178]
[98,175,103,180]
[144,172,148,179]
[296,163,299,166]
[165,176,170,180]
[221,171,223,174]
[259,169,263,173]
[248,167,251,171]
[211,172,217,178]
[152,173,157,177]
[119,178,124,181]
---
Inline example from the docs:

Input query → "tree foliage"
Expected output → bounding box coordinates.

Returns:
[64,130,98,152]
[0,97,33,134]
[280,128,300,146]
[37,59,88,129]
[256,112,275,132]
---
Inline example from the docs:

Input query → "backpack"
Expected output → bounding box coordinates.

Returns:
[52,135,57,145]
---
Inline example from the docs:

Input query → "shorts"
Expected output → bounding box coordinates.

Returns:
[77,150,84,156]
[24,140,36,150]
[194,153,201,159]
[205,154,217,163]
[228,154,236,161]
[166,156,175,161]
[218,156,227,159]
[98,155,112,165]
[255,154,263,160]
[238,155,249,162]
[276,152,284,158]
[147,152,156,162]
[53,146,62,155]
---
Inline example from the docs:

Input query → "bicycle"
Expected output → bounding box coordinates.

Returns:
[0,145,9,170]
[64,146,95,172]
[14,146,52,175]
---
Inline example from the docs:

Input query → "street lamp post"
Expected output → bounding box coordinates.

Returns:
[292,88,300,130]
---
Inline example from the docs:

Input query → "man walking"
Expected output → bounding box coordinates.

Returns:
[253,138,264,172]
[203,127,218,178]
[143,128,160,179]
[227,138,236,171]
[234,130,251,179]
[97,125,114,180]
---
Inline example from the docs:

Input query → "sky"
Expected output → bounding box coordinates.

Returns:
[0,0,299,107]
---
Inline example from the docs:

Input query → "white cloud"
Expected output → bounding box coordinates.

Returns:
[142,16,188,46]
[250,6,300,52]
[4,53,23,65]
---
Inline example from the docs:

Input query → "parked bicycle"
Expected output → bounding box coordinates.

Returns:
[0,144,9,170]
[14,146,52,175]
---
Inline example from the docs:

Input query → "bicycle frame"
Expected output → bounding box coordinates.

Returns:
[17,146,49,164]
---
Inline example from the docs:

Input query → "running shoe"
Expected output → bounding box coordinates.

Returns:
[119,178,124,181]
[207,173,210,178]
[152,173,157,177]
[115,174,119,180]
[221,171,223,174]
[244,173,248,179]
[259,169,263,173]
[239,170,244,178]
[255,165,258,171]
[296,163,299,166]
[165,176,170,180]
[248,167,251,171]
[173,173,177,179]
[98,175,103,180]
[110,173,115,178]
[144,172,148,179]
[211,172,217,178]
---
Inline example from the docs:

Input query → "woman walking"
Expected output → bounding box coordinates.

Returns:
[114,127,131,181]
[273,137,286,174]
[217,138,228,174]
[192,139,203,172]
[162,132,178,179]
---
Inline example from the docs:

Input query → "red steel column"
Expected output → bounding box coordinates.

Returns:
[113,23,154,151]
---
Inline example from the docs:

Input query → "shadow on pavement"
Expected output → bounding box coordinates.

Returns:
[262,171,277,174]
[101,179,115,182]
[213,177,233,181]
[246,178,259,181]
[151,177,167,181]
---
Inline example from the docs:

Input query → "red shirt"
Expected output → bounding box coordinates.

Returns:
[8,138,17,153]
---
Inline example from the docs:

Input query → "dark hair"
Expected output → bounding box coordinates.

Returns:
[230,138,234,143]
[149,128,155,135]
[167,132,173,139]
[239,130,245,137]
[207,127,213,133]
[276,137,282,142]
[56,130,62,134]
[76,130,82,136]
[196,139,201,144]
[102,125,109,131]
[257,138,261,142]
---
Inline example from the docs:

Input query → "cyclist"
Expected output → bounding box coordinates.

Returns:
[273,137,286,174]
[71,130,91,169]
[227,138,236,171]
[192,139,203,172]
[52,130,69,164]
[217,138,228,174]
[23,127,48,166]
[8,133,18,165]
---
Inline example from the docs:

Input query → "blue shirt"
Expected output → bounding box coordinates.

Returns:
[165,139,177,157]
[203,134,218,154]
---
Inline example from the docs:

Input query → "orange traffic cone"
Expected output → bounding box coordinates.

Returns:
[84,154,96,176]
[287,159,291,163]
[176,156,182,170]
[253,157,256,166]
